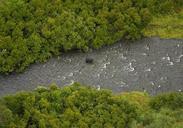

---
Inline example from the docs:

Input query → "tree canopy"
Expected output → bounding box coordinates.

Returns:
[0,0,182,73]
[0,83,183,128]
[0,0,152,73]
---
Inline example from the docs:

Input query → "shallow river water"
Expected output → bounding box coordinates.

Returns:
[0,37,183,96]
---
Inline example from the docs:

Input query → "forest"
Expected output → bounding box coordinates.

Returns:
[0,83,183,128]
[0,0,182,73]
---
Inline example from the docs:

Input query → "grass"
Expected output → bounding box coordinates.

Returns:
[144,10,183,39]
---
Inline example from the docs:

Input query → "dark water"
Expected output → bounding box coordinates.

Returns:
[0,37,183,96]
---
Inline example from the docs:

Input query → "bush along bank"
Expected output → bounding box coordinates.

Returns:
[0,0,182,74]
[0,83,183,128]
[0,0,152,73]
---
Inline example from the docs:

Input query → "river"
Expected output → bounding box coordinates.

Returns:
[0,37,182,96]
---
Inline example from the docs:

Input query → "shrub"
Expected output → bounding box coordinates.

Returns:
[0,102,14,128]
[147,0,183,14]
[0,0,152,73]
[0,83,182,128]
[139,108,179,128]
[0,83,141,128]
[149,92,183,110]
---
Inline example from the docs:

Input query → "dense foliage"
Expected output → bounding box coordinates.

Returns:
[147,0,183,14]
[0,0,152,73]
[0,83,183,128]
[0,0,182,74]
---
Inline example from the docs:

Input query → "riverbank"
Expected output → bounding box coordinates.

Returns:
[0,37,182,96]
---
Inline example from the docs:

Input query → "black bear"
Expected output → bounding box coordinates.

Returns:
[86,57,94,64]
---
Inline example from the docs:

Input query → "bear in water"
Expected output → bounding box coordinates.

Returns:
[86,57,94,64]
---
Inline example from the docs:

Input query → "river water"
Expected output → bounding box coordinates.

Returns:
[0,37,182,96]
